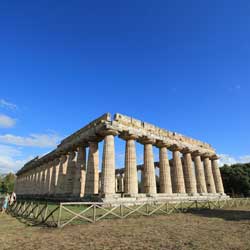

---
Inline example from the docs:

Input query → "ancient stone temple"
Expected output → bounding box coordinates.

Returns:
[14,113,228,203]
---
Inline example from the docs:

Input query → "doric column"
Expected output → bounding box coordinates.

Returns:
[72,146,86,197]
[141,137,156,194]
[41,164,48,195]
[202,153,216,193]
[157,141,172,194]
[193,151,207,193]
[182,148,197,194]
[65,151,76,194]
[45,161,53,195]
[38,168,43,195]
[211,155,224,193]
[115,175,118,192]
[101,129,118,195]
[50,158,60,195]
[35,170,39,195]
[85,142,99,195]
[170,145,186,194]
[120,133,138,195]
[55,155,67,194]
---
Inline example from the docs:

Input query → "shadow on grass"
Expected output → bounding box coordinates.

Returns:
[189,208,250,221]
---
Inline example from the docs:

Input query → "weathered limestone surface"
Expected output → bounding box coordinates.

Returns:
[183,150,197,194]
[64,152,76,195]
[143,140,157,194]
[85,142,99,194]
[203,156,216,194]
[50,159,60,195]
[74,146,86,197]
[193,154,207,193]
[172,147,186,194]
[211,157,224,193]
[159,146,172,194]
[101,131,116,195]
[123,135,138,195]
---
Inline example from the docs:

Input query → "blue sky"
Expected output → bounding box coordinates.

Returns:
[0,0,250,173]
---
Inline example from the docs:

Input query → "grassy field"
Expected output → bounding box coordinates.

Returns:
[0,206,250,250]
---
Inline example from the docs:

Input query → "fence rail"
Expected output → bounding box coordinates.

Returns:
[7,198,250,228]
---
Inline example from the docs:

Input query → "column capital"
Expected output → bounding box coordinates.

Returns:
[138,136,155,145]
[201,152,213,159]
[155,140,170,148]
[191,150,202,157]
[211,154,220,160]
[169,144,183,151]
[181,147,193,154]
[119,131,138,140]
[99,129,119,137]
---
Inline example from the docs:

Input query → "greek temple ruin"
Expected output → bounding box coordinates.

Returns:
[14,113,228,203]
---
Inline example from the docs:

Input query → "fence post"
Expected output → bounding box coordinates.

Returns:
[120,204,123,218]
[57,203,62,228]
[93,204,96,223]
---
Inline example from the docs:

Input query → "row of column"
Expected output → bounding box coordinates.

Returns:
[15,130,224,197]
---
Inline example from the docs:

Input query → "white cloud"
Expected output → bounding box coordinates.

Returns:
[0,99,17,110]
[0,133,62,148]
[218,154,250,166]
[0,144,34,173]
[0,114,16,128]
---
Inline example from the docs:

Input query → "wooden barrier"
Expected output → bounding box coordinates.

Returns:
[8,198,250,228]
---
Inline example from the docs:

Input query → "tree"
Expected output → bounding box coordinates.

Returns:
[0,173,16,193]
[220,163,250,197]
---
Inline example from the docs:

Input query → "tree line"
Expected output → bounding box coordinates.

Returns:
[220,163,250,197]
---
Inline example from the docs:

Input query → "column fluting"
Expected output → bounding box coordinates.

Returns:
[211,155,224,193]
[101,130,117,195]
[203,154,216,193]
[157,142,172,194]
[182,148,197,194]
[171,145,186,194]
[85,142,99,194]
[193,151,207,193]
[142,138,156,194]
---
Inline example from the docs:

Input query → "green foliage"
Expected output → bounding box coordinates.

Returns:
[0,173,16,194]
[220,163,250,197]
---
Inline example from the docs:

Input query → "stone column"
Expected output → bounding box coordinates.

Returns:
[182,148,197,194]
[35,170,39,195]
[65,151,76,194]
[50,158,60,195]
[72,146,86,197]
[120,133,138,195]
[157,142,172,194]
[85,142,99,195]
[170,145,186,194]
[142,137,157,194]
[140,168,144,193]
[211,155,224,193]
[115,175,118,192]
[56,155,67,194]
[38,168,43,195]
[41,164,48,195]
[101,130,117,196]
[193,152,207,193]
[203,153,216,194]
[45,161,53,195]
[120,173,124,192]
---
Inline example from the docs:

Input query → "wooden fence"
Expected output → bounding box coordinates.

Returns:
[7,198,250,228]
